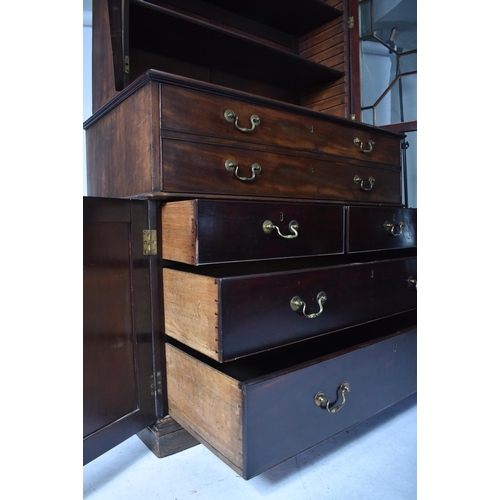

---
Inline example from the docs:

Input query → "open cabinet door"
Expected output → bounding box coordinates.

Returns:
[83,197,157,464]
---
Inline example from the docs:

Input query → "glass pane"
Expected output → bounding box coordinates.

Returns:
[375,73,416,125]
[360,39,394,108]
[372,0,417,53]
[359,1,372,38]
[399,73,417,121]
[362,108,374,125]
[358,0,417,126]
[400,52,417,74]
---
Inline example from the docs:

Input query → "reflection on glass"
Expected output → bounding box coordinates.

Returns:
[358,0,416,126]
[375,73,417,126]
[400,52,417,74]
[361,108,373,125]
[360,40,392,108]
[359,1,372,38]
[361,109,373,126]
[399,73,417,121]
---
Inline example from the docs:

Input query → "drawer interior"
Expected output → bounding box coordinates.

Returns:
[166,310,417,479]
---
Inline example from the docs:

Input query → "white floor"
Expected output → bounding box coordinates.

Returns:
[83,393,416,499]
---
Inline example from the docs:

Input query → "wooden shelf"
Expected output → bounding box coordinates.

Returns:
[199,0,343,36]
[128,1,344,92]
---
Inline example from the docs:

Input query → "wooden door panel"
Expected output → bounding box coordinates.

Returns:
[83,197,156,464]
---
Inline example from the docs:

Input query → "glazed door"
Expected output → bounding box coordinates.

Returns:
[83,197,157,464]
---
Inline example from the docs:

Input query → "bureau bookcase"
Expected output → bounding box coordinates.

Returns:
[83,0,417,479]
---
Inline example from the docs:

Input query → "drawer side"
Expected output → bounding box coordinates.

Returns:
[166,343,244,472]
[162,200,198,264]
[163,268,219,358]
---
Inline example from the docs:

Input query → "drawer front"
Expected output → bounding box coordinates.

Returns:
[162,199,344,265]
[347,207,417,253]
[161,84,401,166]
[243,326,417,478]
[166,322,417,479]
[163,257,417,361]
[161,138,401,203]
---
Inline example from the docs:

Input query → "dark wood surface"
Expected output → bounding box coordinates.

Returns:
[86,0,417,477]
[219,256,416,360]
[92,0,121,112]
[163,199,344,264]
[161,135,402,203]
[128,1,343,92]
[165,313,417,479]
[164,256,416,361]
[160,83,402,166]
[243,325,417,478]
[193,0,343,36]
[137,416,199,458]
[86,73,404,201]
[83,197,157,464]
[92,1,352,114]
[347,206,417,253]
[298,0,350,118]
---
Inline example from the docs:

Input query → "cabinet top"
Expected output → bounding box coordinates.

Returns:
[84,69,405,140]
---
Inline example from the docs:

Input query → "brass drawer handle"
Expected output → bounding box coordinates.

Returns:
[224,109,261,133]
[407,276,417,290]
[262,219,299,239]
[353,137,375,153]
[315,382,350,414]
[383,221,406,237]
[290,291,327,319]
[225,159,261,182]
[354,175,375,191]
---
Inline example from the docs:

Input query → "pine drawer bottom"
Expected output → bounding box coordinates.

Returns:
[165,313,417,479]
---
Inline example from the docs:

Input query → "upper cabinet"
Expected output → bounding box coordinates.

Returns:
[93,0,350,115]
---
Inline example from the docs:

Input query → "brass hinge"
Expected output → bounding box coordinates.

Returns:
[347,16,354,29]
[150,371,162,397]
[143,230,157,255]
[124,55,130,74]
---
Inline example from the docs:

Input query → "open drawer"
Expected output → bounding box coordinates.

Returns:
[162,199,344,265]
[163,256,416,361]
[165,312,417,479]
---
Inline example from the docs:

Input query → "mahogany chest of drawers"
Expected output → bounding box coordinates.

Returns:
[83,0,417,479]
[86,71,402,204]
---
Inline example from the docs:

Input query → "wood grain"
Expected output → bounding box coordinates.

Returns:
[163,268,219,358]
[166,343,244,471]
[162,200,198,264]
[165,322,417,479]
[160,83,401,166]
[162,199,344,265]
[86,82,158,197]
[162,257,416,361]
[299,0,350,118]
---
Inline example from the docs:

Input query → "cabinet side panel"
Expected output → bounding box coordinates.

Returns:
[92,0,120,112]
[86,84,157,198]
[165,344,244,471]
